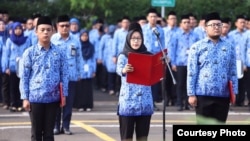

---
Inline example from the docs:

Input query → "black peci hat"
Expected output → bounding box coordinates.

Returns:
[57,15,69,23]
[205,12,221,23]
[37,16,52,26]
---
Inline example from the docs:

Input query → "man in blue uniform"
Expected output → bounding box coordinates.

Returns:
[20,16,69,141]
[187,12,238,123]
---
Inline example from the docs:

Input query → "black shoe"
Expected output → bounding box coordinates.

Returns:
[184,106,190,110]
[61,128,72,135]
[10,107,17,112]
[53,128,60,135]
[154,105,160,111]
[177,107,183,111]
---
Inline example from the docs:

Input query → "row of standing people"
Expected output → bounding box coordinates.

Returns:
[0,9,246,141]
[0,13,102,140]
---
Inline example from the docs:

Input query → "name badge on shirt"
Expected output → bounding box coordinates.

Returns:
[154,41,159,47]
[71,45,76,56]
[84,64,89,72]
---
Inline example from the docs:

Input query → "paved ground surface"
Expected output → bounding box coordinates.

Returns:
[0,89,250,141]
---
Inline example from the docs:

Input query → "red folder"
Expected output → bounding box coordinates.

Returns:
[59,82,65,107]
[228,81,235,104]
[127,50,166,86]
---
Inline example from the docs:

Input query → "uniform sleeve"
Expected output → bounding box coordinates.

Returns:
[112,30,119,57]
[77,40,83,79]
[60,50,69,96]
[116,54,126,77]
[2,38,11,72]
[187,43,199,96]
[19,48,32,100]
[229,44,238,94]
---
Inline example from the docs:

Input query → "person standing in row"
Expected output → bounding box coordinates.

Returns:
[142,8,165,111]
[116,22,153,141]
[20,16,69,141]
[112,16,130,96]
[187,12,238,123]
[2,21,31,112]
[170,14,199,111]
[0,19,10,110]
[51,15,83,135]
[74,29,96,112]
[163,11,179,107]
[228,15,248,107]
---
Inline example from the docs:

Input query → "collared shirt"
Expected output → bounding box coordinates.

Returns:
[29,29,38,46]
[244,30,250,67]
[228,29,248,64]
[116,54,154,116]
[51,33,83,81]
[20,43,69,103]
[2,37,31,73]
[142,23,165,54]
[112,28,128,57]
[221,34,235,46]
[0,39,3,72]
[193,26,207,40]
[98,34,116,72]
[163,26,179,61]
[170,29,199,66]
[163,26,179,49]
[187,37,238,97]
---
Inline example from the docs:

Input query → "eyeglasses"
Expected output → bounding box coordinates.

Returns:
[130,38,142,42]
[206,23,222,28]
[59,24,70,28]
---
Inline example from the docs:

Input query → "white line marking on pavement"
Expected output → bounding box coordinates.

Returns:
[0,111,249,117]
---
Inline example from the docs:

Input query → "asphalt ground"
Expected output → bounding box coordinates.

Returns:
[0,89,250,141]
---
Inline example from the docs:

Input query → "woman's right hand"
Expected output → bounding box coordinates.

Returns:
[122,64,134,74]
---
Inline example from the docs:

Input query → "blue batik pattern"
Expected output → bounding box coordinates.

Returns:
[116,54,154,116]
[19,43,69,103]
[187,37,238,97]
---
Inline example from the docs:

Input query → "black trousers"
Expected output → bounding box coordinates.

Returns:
[74,78,93,109]
[245,67,250,105]
[236,71,247,106]
[165,62,177,106]
[107,72,116,91]
[29,102,59,141]
[9,73,21,108]
[95,63,107,90]
[196,96,230,123]
[55,81,77,130]
[176,66,188,107]
[1,73,10,106]
[119,115,151,141]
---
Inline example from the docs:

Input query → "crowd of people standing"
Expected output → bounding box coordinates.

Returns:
[0,7,250,141]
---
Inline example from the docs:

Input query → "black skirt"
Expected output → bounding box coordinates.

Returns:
[74,78,94,109]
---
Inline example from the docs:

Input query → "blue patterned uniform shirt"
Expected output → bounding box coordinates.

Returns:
[19,44,69,103]
[2,38,31,73]
[243,30,250,67]
[142,23,165,54]
[112,28,128,57]
[187,38,238,97]
[228,29,248,64]
[116,54,154,116]
[193,26,207,40]
[51,33,83,81]
[170,29,199,66]
[0,39,2,72]
[29,29,38,46]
